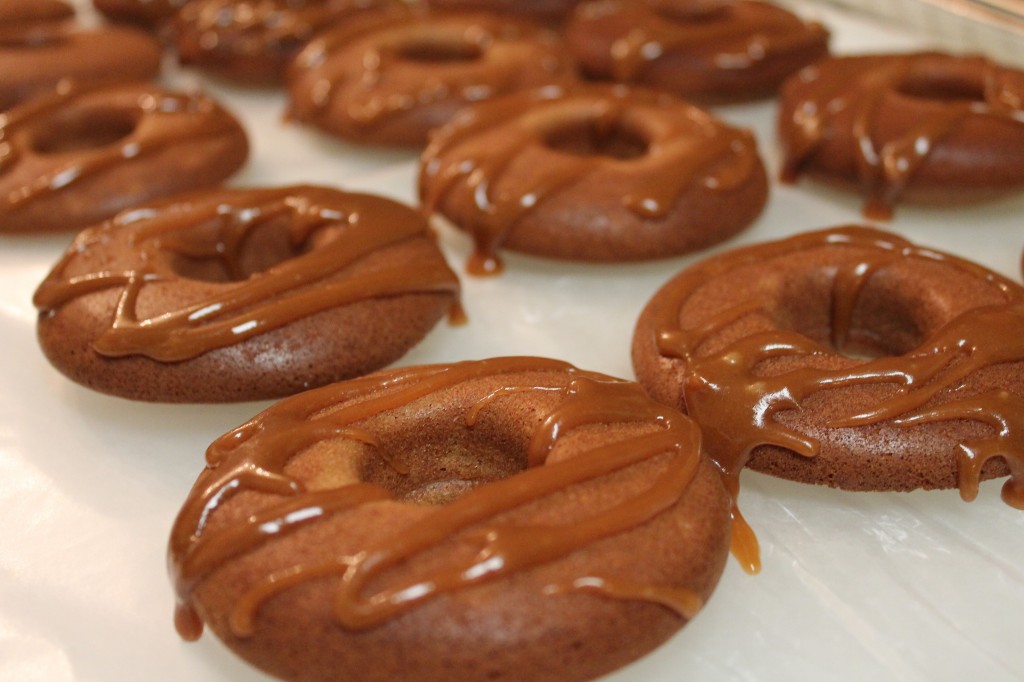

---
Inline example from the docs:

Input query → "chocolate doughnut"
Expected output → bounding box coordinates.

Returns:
[778,52,1024,220]
[0,10,163,111]
[91,0,192,28]
[0,82,249,233]
[566,0,829,103]
[173,0,413,86]
[169,356,732,681]
[419,84,767,274]
[34,185,462,402]
[632,225,1024,514]
[286,10,574,147]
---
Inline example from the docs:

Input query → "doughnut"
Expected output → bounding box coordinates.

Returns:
[0,11,163,111]
[286,10,574,147]
[632,225,1024,514]
[419,84,768,275]
[565,0,830,103]
[0,82,249,233]
[173,0,414,86]
[33,185,462,402]
[778,52,1024,220]
[423,0,581,24]
[91,0,191,28]
[168,356,732,682]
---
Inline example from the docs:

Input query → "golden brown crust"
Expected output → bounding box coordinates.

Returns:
[169,357,732,681]
[34,185,461,402]
[286,10,575,147]
[566,0,830,103]
[632,226,1024,508]
[778,52,1024,220]
[0,82,248,233]
[419,84,767,274]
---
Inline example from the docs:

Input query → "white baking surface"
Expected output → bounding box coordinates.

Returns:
[2,2,1023,681]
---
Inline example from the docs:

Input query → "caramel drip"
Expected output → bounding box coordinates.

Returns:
[420,86,759,275]
[547,575,703,620]
[0,85,241,210]
[779,54,1024,219]
[597,1,828,82]
[33,186,461,361]
[651,226,1024,524]
[168,357,704,638]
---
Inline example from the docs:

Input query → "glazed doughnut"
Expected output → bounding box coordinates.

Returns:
[34,185,461,403]
[169,356,732,682]
[173,0,414,86]
[424,0,581,24]
[286,10,574,147]
[778,52,1024,220]
[91,0,191,28]
[632,225,1024,511]
[565,0,830,103]
[419,84,767,274]
[0,12,163,111]
[0,82,248,233]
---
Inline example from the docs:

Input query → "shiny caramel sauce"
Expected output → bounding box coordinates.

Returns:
[419,85,760,275]
[33,185,461,361]
[168,357,707,639]
[779,53,1024,220]
[649,225,1024,514]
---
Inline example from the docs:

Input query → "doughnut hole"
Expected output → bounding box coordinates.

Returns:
[29,106,141,154]
[896,64,987,103]
[394,35,484,64]
[359,431,528,506]
[285,416,531,507]
[540,113,649,160]
[164,214,311,283]
[769,264,933,360]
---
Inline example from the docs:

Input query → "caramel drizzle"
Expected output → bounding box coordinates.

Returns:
[0,85,242,211]
[420,86,759,274]
[291,13,561,133]
[649,226,1024,552]
[779,55,1024,220]
[32,186,460,361]
[592,0,828,82]
[168,357,704,639]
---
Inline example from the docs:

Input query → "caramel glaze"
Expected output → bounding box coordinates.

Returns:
[34,185,460,363]
[635,226,1024,548]
[0,82,247,232]
[566,0,829,102]
[419,84,763,275]
[169,357,717,641]
[778,53,1024,220]
[286,10,573,147]
[174,0,415,85]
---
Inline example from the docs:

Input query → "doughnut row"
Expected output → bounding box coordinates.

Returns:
[5,1,1024,682]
